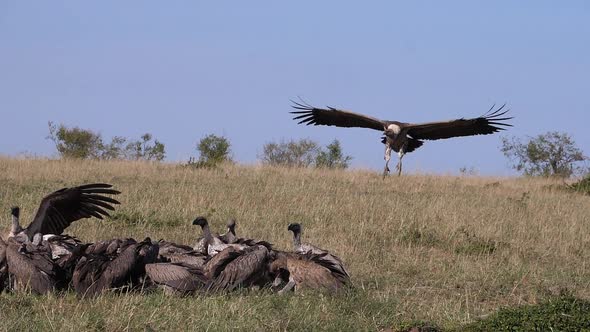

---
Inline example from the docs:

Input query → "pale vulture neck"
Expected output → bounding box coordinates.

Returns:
[292,229,302,248]
[9,214,22,237]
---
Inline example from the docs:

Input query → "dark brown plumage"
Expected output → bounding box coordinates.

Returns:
[9,183,120,240]
[4,236,58,294]
[73,237,158,297]
[0,236,8,292]
[288,223,350,279]
[206,245,273,291]
[145,262,207,294]
[157,240,207,269]
[291,101,512,176]
[270,251,350,294]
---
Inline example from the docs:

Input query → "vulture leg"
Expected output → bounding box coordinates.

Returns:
[383,145,392,178]
[396,151,404,176]
[278,277,296,295]
[395,143,408,176]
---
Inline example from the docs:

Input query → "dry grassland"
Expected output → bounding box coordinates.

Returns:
[0,157,589,331]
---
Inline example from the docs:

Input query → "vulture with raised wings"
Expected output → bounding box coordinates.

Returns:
[7,183,120,241]
[288,223,350,279]
[291,101,512,176]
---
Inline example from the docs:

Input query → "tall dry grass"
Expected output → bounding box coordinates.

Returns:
[0,157,589,331]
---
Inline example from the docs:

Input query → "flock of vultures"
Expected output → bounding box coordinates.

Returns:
[0,103,513,298]
[0,184,350,297]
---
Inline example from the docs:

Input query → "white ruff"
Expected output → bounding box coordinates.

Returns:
[387,123,401,134]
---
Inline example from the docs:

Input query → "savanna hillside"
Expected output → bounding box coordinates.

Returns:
[1,157,589,331]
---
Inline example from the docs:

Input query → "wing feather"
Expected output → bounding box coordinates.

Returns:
[24,183,120,239]
[291,101,385,131]
[406,104,513,140]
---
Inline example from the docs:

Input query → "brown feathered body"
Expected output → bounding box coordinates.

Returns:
[270,252,350,294]
[4,237,58,294]
[73,237,158,297]
[145,262,207,294]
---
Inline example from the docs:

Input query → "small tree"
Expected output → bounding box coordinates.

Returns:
[124,133,166,161]
[315,139,352,169]
[47,121,103,159]
[48,122,166,161]
[501,132,587,177]
[195,134,232,167]
[260,139,319,167]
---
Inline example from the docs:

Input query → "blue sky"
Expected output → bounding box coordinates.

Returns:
[1,1,588,175]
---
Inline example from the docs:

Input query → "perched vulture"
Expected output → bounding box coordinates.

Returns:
[156,240,207,269]
[205,244,273,292]
[270,251,350,294]
[219,219,237,244]
[145,262,207,295]
[8,183,120,240]
[291,101,512,176]
[43,234,88,289]
[192,217,248,256]
[73,237,158,297]
[288,223,350,279]
[4,234,59,294]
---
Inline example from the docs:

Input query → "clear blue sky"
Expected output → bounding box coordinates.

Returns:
[1,1,588,175]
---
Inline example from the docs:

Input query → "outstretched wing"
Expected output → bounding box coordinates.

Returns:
[291,101,386,131]
[406,104,513,140]
[25,183,121,239]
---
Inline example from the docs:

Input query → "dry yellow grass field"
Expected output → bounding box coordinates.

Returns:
[0,157,589,331]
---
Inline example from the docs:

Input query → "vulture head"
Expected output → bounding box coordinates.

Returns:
[192,217,208,228]
[287,223,302,235]
[269,252,289,288]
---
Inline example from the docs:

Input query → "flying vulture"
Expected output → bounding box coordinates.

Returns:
[291,101,512,176]
[8,183,121,240]
[288,223,350,279]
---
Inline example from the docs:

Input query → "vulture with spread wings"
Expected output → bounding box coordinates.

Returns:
[291,101,512,176]
[8,183,121,241]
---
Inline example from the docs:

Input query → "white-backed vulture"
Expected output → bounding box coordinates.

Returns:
[270,251,350,294]
[145,262,207,295]
[72,237,158,297]
[4,234,59,294]
[8,183,120,240]
[287,223,350,279]
[156,240,207,269]
[219,219,237,244]
[291,101,513,176]
[192,217,247,256]
[206,244,273,292]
